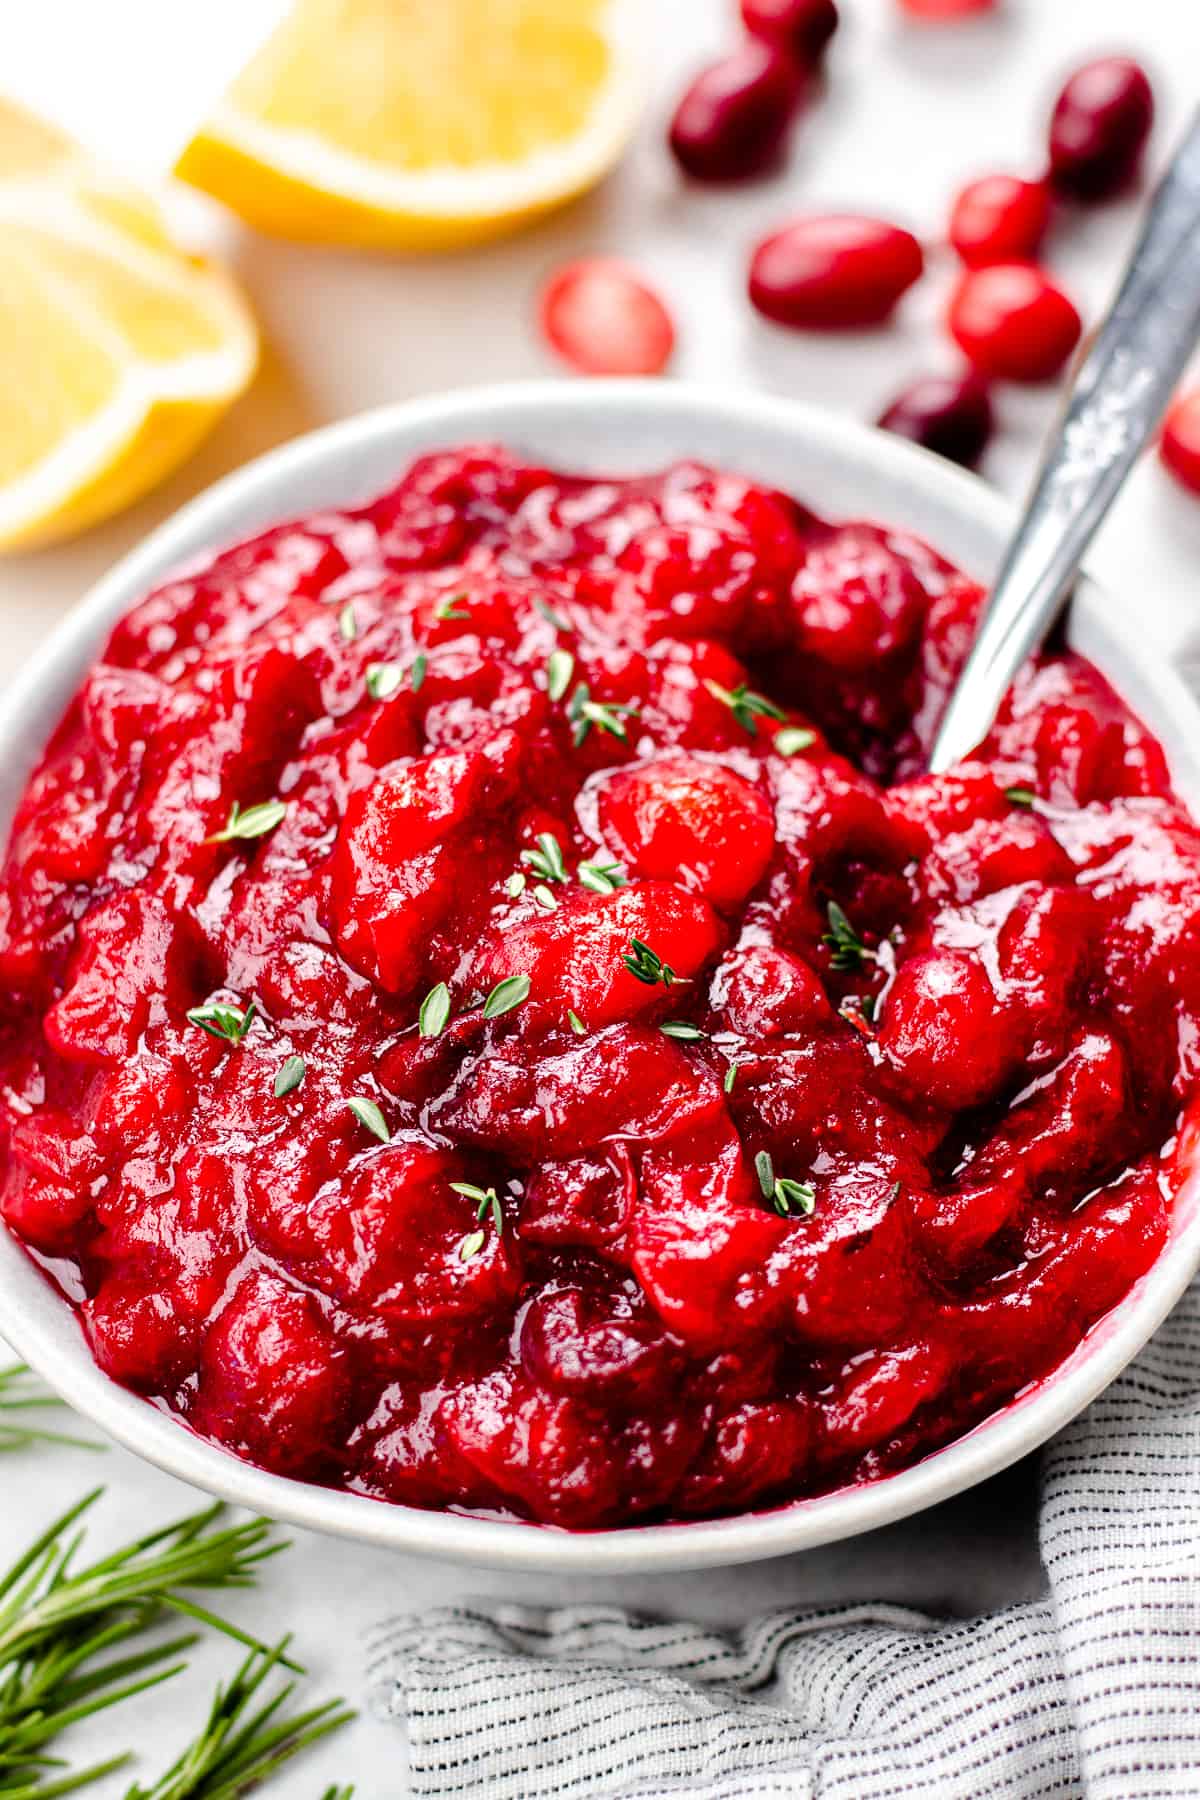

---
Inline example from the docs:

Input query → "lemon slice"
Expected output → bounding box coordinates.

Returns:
[0,99,257,552]
[175,0,644,251]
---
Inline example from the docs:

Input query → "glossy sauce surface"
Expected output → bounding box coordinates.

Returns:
[2,446,1197,1528]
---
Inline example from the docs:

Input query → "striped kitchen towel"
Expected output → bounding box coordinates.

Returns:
[368,1277,1200,1799]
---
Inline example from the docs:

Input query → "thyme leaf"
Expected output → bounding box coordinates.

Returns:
[346,1096,390,1143]
[273,1055,305,1099]
[207,800,286,845]
[482,974,531,1019]
[418,983,451,1039]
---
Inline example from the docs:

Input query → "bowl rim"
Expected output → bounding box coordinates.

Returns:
[3,376,1199,1574]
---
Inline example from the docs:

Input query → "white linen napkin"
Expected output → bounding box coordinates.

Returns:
[367,1276,1200,1798]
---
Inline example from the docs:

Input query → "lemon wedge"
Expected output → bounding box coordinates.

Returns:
[0,99,257,552]
[175,0,644,251]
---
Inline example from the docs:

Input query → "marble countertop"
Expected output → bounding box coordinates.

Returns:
[2,0,1200,1790]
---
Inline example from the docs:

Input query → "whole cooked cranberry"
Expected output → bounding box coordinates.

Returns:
[538,258,675,377]
[668,41,802,182]
[741,0,839,64]
[898,0,995,15]
[949,175,1052,268]
[877,372,994,467]
[749,215,924,328]
[1048,57,1154,200]
[1161,390,1200,497]
[947,263,1081,382]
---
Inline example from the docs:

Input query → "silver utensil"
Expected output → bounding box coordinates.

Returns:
[929,113,1200,774]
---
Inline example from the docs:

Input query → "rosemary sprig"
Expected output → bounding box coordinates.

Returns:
[0,1365,101,1454]
[123,1637,353,1800]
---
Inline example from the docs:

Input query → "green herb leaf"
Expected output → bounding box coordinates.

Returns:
[822,900,876,973]
[482,974,531,1019]
[546,648,575,704]
[521,832,568,884]
[273,1055,305,1099]
[622,938,678,987]
[755,1149,775,1200]
[577,857,627,895]
[346,1096,390,1143]
[774,726,817,757]
[723,1061,739,1094]
[207,800,286,845]
[0,1362,102,1453]
[409,651,428,694]
[125,1635,353,1800]
[418,983,451,1039]
[337,603,358,643]
[532,883,558,912]
[1004,785,1037,808]
[187,999,257,1047]
[565,681,639,748]
[703,679,786,736]
[567,1009,587,1036]
[365,662,404,701]
[459,1229,486,1262]
[451,1180,503,1259]
[535,598,573,633]
[773,1176,817,1218]
[434,594,469,623]
[505,872,527,899]
[660,1020,705,1041]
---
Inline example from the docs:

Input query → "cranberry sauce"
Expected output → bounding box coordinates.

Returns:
[1,446,1195,1528]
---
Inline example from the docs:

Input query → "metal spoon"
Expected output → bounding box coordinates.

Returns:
[929,113,1200,774]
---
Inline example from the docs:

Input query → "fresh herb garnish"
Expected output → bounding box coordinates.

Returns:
[482,974,531,1019]
[433,594,469,623]
[567,1009,587,1035]
[890,1179,903,1204]
[724,1061,739,1094]
[755,1149,816,1217]
[546,648,575,704]
[839,993,877,1034]
[0,1362,100,1452]
[577,857,626,895]
[187,999,257,1047]
[273,1055,305,1099]
[622,939,678,987]
[703,679,786,737]
[565,681,638,748]
[823,900,876,973]
[207,799,286,845]
[126,1635,353,1800]
[337,602,358,643]
[774,726,817,757]
[346,1096,390,1143]
[418,982,451,1039]
[521,832,568,884]
[365,662,404,701]
[660,1020,705,1041]
[531,883,558,912]
[1004,785,1037,808]
[505,872,526,899]
[409,651,428,694]
[535,598,573,633]
[450,1181,504,1261]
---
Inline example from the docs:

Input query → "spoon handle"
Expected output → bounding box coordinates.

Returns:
[929,112,1200,774]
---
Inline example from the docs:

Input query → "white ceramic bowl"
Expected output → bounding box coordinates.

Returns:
[2,380,1199,1573]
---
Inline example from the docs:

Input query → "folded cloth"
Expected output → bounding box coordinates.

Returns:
[367,1278,1200,1800]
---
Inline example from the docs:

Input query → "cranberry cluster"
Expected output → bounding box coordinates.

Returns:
[1,446,1196,1528]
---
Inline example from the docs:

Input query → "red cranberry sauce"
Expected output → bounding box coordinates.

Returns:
[1,446,1195,1529]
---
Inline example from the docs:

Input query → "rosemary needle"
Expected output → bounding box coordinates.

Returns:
[0,1364,102,1453]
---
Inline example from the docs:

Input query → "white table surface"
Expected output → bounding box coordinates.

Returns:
[3,1,1200,1792]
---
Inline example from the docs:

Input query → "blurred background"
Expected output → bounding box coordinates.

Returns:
[2,1,1200,1792]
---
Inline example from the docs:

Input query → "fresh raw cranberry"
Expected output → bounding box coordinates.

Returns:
[877,372,994,467]
[1161,389,1200,497]
[897,0,995,15]
[668,41,802,182]
[749,215,925,328]
[740,0,839,64]
[1048,57,1154,200]
[948,263,1082,382]
[949,175,1052,268]
[538,259,675,376]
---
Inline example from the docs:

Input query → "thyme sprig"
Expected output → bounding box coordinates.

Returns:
[521,833,568,885]
[186,1001,257,1048]
[450,1182,504,1262]
[822,901,876,974]
[0,1365,101,1454]
[703,679,786,737]
[754,1151,816,1218]
[565,682,638,748]
[622,939,678,988]
[206,801,286,846]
